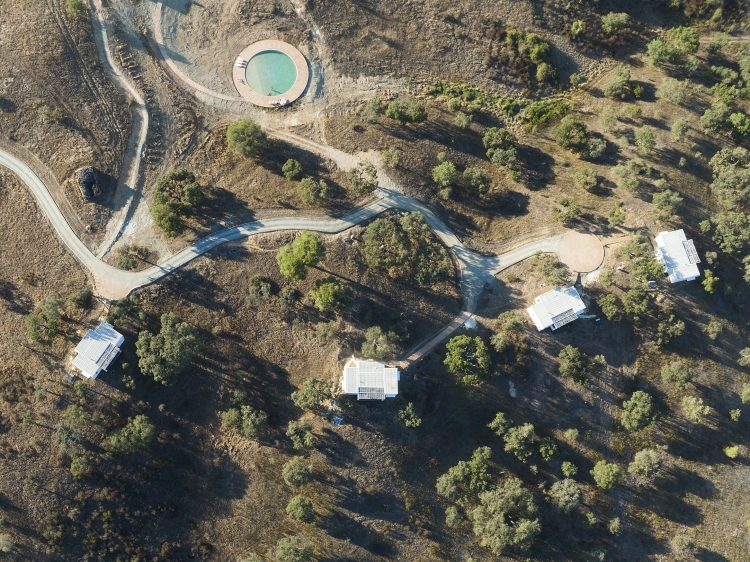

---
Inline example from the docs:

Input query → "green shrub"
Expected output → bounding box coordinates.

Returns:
[287,420,315,450]
[150,169,203,238]
[590,460,621,489]
[0,533,13,553]
[297,178,328,206]
[136,313,201,386]
[558,345,605,385]
[276,231,326,282]
[652,189,683,221]
[282,456,314,487]
[574,167,597,192]
[445,506,463,527]
[538,437,557,461]
[454,112,472,130]
[66,0,86,18]
[385,96,426,123]
[561,461,578,477]
[522,100,570,131]
[286,496,315,523]
[247,275,272,306]
[108,415,155,454]
[291,378,332,411]
[552,116,589,151]
[550,196,581,224]
[275,536,313,562]
[310,278,345,312]
[601,12,629,34]
[116,244,150,270]
[221,406,269,439]
[723,445,739,458]
[346,161,378,193]
[444,335,491,384]
[69,285,93,309]
[227,119,266,158]
[547,479,580,513]
[382,147,400,168]
[282,159,303,180]
[628,449,661,478]
[602,66,630,99]
[621,391,657,431]
[398,402,422,427]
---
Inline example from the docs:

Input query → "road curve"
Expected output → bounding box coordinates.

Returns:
[0,146,561,302]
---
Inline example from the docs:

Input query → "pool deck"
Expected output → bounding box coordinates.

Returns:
[233,40,310,108]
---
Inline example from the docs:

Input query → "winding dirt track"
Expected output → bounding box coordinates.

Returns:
[0,3,570,367]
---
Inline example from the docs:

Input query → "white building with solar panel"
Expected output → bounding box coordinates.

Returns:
[342,357,399,401]
[72,322,125,379]
[527,286,587,331]
[654,229,700,283]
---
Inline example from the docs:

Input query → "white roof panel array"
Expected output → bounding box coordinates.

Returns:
[654,229,701,283]
[527,286,586,331]
[342,359,399,400]
[73,322,124,379]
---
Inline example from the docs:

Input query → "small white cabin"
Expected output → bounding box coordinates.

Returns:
[72,322,124,379]
[342,358,399,401]
[527,286,587,331]
[654,229,700,283]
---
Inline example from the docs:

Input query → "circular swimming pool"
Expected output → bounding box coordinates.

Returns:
[244,50,298,97]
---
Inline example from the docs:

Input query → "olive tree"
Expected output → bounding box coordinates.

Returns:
[109,415,155,454]
[297,178,328,206]
[552,116,589,151]
[444,335,491,385]
[309,278,346,312]
[385,96,426,123]
[661,360,693,391]
[601,12,629,34]
[547,479,581,513]
[470,478,541,554]
[628,449,661,478]
[291,378,333,411]
[275,536,313,562]
[136,313,201,386]
[287,420,315,450]
[590,460,621,489]
[286,496,315,523]
[682,396,711,422]
[621,390,657,431]
[651,190,683,222]
[634,126,656,156]
[282,456,314,487]
[276,231,326,282]
[346,161,378,193]
[504,424,536,463]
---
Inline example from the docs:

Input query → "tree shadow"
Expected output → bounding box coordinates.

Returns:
[518,144,556,189]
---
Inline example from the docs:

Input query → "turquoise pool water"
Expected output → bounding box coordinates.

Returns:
[244,50,298,96]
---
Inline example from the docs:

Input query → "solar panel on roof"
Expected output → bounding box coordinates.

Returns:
[551,308,579,330]
[358,387,385,400]
[682,239,700,264]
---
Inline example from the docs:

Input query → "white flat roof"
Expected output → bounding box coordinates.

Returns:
[654,229,700,283]
[73,322,124,378]
[527,286,586,331]
[342,359,399,400]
